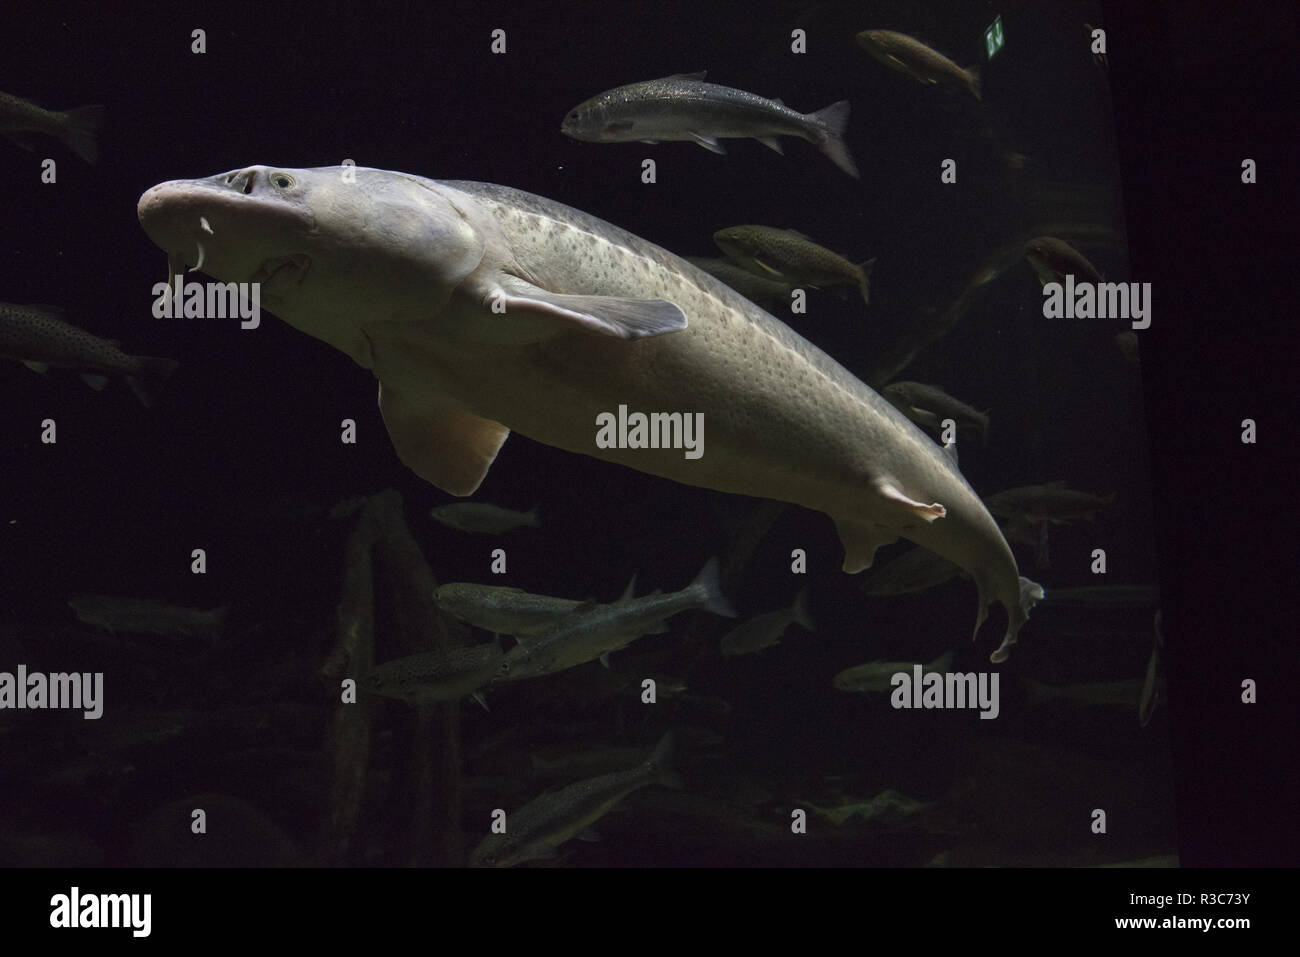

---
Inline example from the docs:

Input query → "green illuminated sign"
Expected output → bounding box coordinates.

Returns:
[985,15,1005,60]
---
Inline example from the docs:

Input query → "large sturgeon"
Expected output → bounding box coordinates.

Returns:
[137,165,1042,660]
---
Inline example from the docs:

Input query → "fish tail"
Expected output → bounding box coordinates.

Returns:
[966,66,982,102]
[60,104,105,164]
[1023,677,1052,708]
[690,556,738,618]
[989,576,1044,663]
[790,586,815,631]
[124,356,179,408]
[857,257,876,306]
[809,100,859,179]
[646,730,683,789]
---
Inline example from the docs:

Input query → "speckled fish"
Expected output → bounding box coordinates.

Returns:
[1024,237,1103,286]
[435,574,639,636]
[434,582,584,635]
[983,481,1116,524]
[861,545,965,596]
[1023,675,1163,719]
[0,91,104,164]
[713,225,874,305]
[562,72,858,178]
[719,587,814,657]
[359,642,503,704]
[428,502,539,534]
[881,381,989,444]
[802,788,935,827]
[833,649,954,695]
[137,165,1041,661]
[1,302,178,406]
[684,257,794,311]
[67,596,227,638]
[468,731,679,867]
[1039,585,1159,608]
[856,30,981,101]
[496,559,734,681]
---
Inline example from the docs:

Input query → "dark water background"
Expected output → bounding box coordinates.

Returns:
[0,0,1291,869]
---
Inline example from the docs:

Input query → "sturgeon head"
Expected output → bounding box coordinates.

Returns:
[137,165,486,368]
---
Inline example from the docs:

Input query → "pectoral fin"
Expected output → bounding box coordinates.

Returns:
[376,381,510,496]
[489,275,688,340]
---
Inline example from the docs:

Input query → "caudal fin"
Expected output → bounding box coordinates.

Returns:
[857,258,876,306]
[645,730,684,788]
[125,356,179,408]
[689,557,738,618]
[60,104,105,165]
[789,586,815,631]
[810,100,859,179]
[989,576,1044,663]
[966,66,982,102]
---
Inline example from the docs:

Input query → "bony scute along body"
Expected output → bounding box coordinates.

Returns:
[137,165,1042,660]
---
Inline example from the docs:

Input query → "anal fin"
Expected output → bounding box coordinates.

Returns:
[834,518,898,574]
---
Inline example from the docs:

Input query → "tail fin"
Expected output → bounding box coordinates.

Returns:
[810,100,859,179]
[789,586,815,631]
[1022,677,1053,708]
[966,66,981,102]
[857,257,876,306]
[60,104,105,165]
[689,556,738,618]
[989,576,1044,663]
[645,730,683,789]
[208,605,230,637]
[125,356,179,408]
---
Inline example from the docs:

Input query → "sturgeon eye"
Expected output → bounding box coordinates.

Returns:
[270,172,296,189]
[568,111,579,120]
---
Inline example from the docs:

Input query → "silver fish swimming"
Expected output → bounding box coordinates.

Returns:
[0,91,104,164]
[862,545,965,597]
[496,559,735,681]
[433,582,587,635]
[67,596,227,638]
[718,587,814,657]
[1024,237,1103,286]
[562,72,858,178]
[468,730,680,867]
[137,165,1042,661]
[428,502,539,534]
[1,302,178,406]
[834,650,954,695]
[713,225,874,306]
[881,381,989,445]
[683,257,794,312]
[856,30,981,101]
[358,642,503,704]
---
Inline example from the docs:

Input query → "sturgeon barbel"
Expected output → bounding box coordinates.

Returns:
[562,72,858,178]
[137,165,1042,660]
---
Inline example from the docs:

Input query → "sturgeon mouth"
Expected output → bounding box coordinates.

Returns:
[250,253,311,286]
